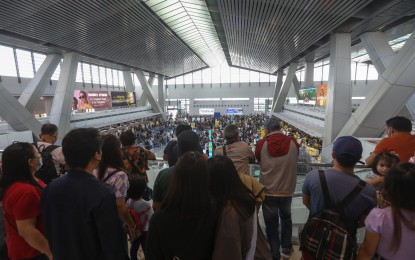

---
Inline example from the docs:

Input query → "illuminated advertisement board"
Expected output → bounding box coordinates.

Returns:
[226,107,243,115]
[199,108,215,115]
[298,87,317,105]
[111,91,136,107]
[316,84,328,107]
[73,90,110,111]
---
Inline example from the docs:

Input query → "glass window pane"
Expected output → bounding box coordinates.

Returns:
[249,70,259,82]
[211,66,221,83]
[119,71,125,87]
[0,45,17,76]
[76,63,83,83]
[91,65,99,85]
[16,49,34,78]
[201,68,211,84]
[221,66,231,83]
[259,72,269,83]
[231,67,239,83]
[100,67,107,86]
[351,62,357,81]
[176,75,184,85]
[106,68,113,86]
[240,68,250,83]
[356,63,367,80]
[314,66,322,82]
[270,75,277,82]
[184,72,192,85]
[83,63,91,83]
[322,64,329,81]
[193,70,202,84]
[367,64,378,80]
[33,53,46,72]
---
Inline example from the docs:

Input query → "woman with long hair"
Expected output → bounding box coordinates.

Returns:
[0,142,52,260]
[145,151,216,259]
[358,162,415,259]
[208,155,256,260]
[97,134,136,241]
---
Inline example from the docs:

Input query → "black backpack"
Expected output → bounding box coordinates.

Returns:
[35,144,65,184]
[300,170,366,260]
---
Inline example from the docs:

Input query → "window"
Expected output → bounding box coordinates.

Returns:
[184,72,192,85]
[33,53,46,73]
[91,65,99,86]
[202,67,212,84]
[106,68,113,86]
[100,67,107,86]
[82,63,91,83]
[16,49,34,78]
[231,67,239,83]
[314,65,322,82]
[367,64,378,80]
[51,60,62,81]
[239,68,250,83]
[356,63,367,81]
[249,70,259,83]
[322,64,329,81]
[193,70,202,84]
[0,45,17,76]
[76,63,83,83]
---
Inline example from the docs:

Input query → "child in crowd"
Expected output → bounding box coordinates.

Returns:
[366,152,400,191]
[357,163,415,260]
[127,176,153,260]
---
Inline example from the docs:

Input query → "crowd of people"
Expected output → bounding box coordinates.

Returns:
[0,115,414,260]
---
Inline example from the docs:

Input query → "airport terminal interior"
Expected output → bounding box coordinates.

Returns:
[1,0,415,259]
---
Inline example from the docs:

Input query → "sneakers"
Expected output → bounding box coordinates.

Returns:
[281,247,294,259]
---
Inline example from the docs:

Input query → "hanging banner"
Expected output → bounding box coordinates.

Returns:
[111,91,136,107]
[73,90,110,111]
[227,108,243,115]
[316,84,328,107]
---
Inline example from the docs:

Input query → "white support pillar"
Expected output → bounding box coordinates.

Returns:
[271,70,283,112]
[18,54,61,113]
[123,70,134,92]
[292,75,301,99]
[274,63,298,112]
[138,73,155,106]
[304,54,315,88]
[360,32,394,74]
[158,75,165,112]
[321,33,351,162]
[134,70,163,114]
[0,82,42,136]
[338,30,415,138]
[49,52,79,140]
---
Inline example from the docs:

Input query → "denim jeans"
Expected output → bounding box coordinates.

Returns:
[262,196,293,260]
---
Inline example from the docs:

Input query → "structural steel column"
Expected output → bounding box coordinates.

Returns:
[304,54,315,88]
[271,70,284,112]
[49,52,79,140]
[0,82,42,135]
[18,54,61,113]
[360,32,394,74]
[158,75,165,112]
[292,75,301,99]
[274,63,298,112]
[322,33,351,162]
[123,70,134,92]
[338,30,415,138]
[138,73,155,106]
[134,70,163,114]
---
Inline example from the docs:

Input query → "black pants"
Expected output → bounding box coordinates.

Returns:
[130,232,147,260]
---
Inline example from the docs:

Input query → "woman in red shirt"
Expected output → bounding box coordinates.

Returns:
[0,142,52,260]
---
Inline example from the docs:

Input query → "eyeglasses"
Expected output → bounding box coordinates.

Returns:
[79,95,86,99]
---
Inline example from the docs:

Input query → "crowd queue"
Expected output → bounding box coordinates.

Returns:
[0,115,414,260]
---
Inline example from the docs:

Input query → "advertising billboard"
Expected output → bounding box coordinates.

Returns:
[227,108,243,115]
[316,84,328,107]
[199,108,215,115]
[298,87,317,105]
[73,90,110,111]
[111,91,136,107]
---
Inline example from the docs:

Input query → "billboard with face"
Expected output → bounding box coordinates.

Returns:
[111,91,136,107]
[73,90,110,111]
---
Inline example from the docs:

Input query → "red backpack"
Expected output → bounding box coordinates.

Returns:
[128,206,151,233]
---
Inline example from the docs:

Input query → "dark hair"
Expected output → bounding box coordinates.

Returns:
[98,134,125,180]
[386,116,412,132]
[383,163,415,251]
[335,154,357,168]
[176,124,191,137]
[41,123,58,136]
[80,90,87,97]
[224,124,238,141]
[120,130,136,146]
[0,143,42,199]
[73,97,78,104]
[127,176,147,200]
[162,151,212,218]
[371,152,400,175]
[62,128,101,169]
[207,155,255,220]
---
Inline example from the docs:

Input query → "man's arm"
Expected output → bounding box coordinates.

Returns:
[302,193,311,209]
[365,152,377,167]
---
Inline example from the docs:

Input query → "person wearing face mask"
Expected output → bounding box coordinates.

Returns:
[366,116,415,167]
[41,128,129,260]
[0,142,53,260]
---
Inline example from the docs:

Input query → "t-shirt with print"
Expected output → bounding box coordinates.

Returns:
[302,169,376,234]
[102,167,129,199]
[127,199,153,232]
[123,146,153,177]
[2,181,46,259]
[365,207,415,260]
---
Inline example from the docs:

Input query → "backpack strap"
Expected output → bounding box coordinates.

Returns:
[43,144,59,153]
[102,170,119,183]
[318,170,333,209]
[335,179,366,212]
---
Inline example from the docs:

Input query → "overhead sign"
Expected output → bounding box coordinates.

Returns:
[199,108,215,115]
[227,107,243,115]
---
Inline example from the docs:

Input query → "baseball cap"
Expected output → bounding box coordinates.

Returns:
[177,130,203,156]
[264,117,280,131]
[333,136,362,162]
